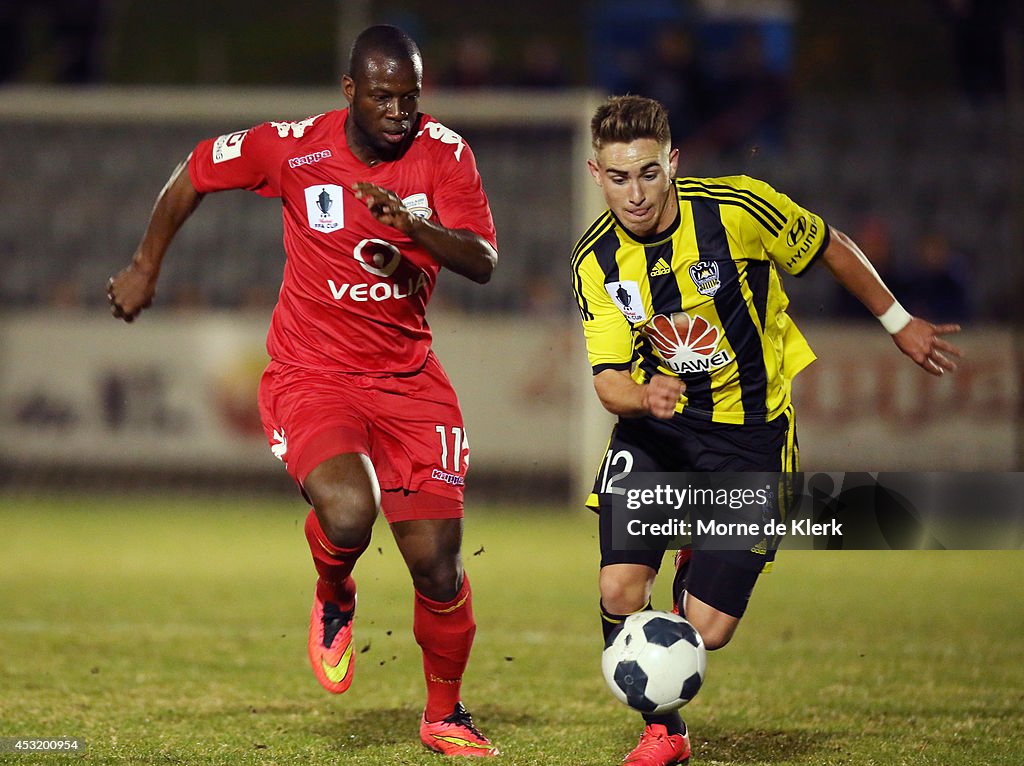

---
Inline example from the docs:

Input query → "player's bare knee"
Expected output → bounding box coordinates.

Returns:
[305,483,376,548]
[305,485,378,548]
[409,557,462,602]
[403,540,460,602]
[687,617,736,651]
[317,511,373,550]
[599,575,649,615]
[700,628,733,651]
[303,455,379,545]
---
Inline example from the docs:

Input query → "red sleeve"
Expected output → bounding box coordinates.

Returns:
[188,122,283,198]
[429,137,497,250]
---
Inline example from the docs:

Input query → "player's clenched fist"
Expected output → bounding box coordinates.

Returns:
[642,374,685,419]
[107,262,157,322]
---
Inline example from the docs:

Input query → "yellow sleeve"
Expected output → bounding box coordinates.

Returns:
[732,175,829,276]
[572,251,635,372]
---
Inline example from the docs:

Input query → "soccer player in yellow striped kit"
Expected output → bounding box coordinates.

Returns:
[571,95,962,766]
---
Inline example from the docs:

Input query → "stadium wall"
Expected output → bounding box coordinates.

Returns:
[0,313,1016,498]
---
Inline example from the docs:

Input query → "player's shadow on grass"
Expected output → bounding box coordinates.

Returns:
[314,708,414,750]
[316,706,541,750]
[694,723,839,763]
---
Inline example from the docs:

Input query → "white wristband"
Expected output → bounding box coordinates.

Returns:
[876,301,912,334]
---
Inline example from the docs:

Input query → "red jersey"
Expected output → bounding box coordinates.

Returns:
[188,109,496,374]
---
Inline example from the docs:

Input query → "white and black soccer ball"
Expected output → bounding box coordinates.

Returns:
[601,610,706,714]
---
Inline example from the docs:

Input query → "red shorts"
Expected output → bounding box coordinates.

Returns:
[257,352,468,523]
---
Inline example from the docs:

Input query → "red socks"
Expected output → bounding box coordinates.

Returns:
[414,573,476,722]
[306,509,475,720]
[303,509,366,611]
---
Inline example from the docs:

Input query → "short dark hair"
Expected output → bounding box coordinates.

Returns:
[348,25,422,79]
[591,95,671,151]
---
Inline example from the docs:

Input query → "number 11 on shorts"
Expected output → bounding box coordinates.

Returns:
[435,425,469,473]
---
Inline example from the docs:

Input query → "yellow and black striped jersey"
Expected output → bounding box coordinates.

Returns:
[571,175,829,424]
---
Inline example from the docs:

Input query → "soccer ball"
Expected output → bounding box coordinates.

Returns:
[601,611,706,714]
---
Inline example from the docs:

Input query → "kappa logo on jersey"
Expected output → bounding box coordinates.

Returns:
[605,280,647,323]
[305,185,345,232]
[270,114,323,138]
[643,312,733,374]
[212,130,247,163]
[418,120,465,160]
[689,260,721,297]
[402,192,432,219]
[288,149,332,169]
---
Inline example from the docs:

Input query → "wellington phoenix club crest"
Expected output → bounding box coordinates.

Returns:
[643,312,732,373]
[689,261,720,297]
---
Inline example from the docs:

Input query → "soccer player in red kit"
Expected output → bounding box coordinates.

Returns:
[107,25,499,757]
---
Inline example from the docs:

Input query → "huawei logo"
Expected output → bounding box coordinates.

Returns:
[643,312,733,374]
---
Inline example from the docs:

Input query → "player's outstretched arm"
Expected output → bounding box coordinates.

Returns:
[107,158,205,322]
[353,182,497,284]
[821,226,962,376]
[594,369,685,419]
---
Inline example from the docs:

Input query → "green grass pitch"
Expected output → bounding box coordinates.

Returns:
[1,493,1022,765]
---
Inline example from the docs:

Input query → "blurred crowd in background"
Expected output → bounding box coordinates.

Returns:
[0,0,1019,323]
[0,1,1015,98]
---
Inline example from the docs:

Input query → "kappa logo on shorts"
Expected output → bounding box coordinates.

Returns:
[431,469,465,487]
[271,429,288,461]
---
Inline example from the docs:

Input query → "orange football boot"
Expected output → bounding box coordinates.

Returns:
[623,723,691,766]
[420,702,499,757]
[307,582,355,694]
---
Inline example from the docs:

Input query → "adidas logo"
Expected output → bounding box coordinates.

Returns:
[650,258,672,277]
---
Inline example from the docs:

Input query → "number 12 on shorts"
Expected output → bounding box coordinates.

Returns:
[598,449,634,496]
[435,425,469,473]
